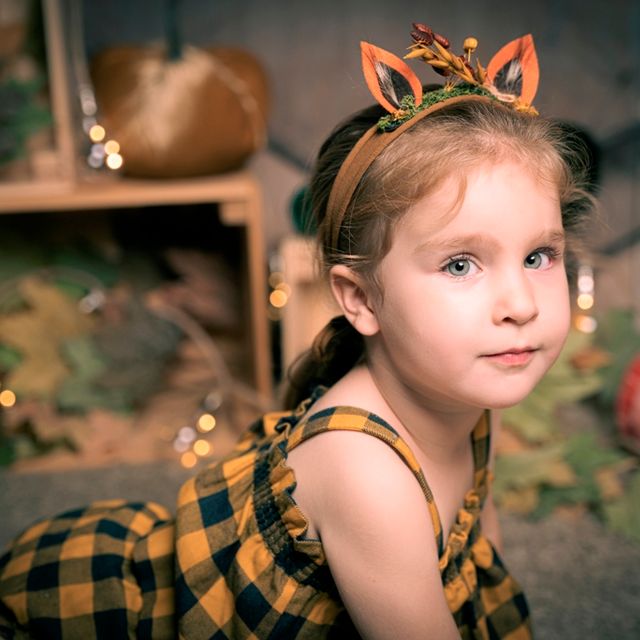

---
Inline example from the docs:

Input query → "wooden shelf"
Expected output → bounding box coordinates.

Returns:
[0,171,273,399]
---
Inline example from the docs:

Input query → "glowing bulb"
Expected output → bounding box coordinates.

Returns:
[269,289,288,308]
[575,314,598,333]
[104,139,120,155]
[89,124,106,142]
[173,439,189,453]
[178,426,196,442]
[577,293,594,310]
[0,389,16,407]
[197,413,216,432]
[275,282,292,296]
[268,272,284,288]
[577,274,594,293]
[193,439,211,456]
[181,452,198,468]
[204,390,223,412]
[87,154,103,169]
[106,153,123,170]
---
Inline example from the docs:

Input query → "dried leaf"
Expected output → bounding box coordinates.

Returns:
[0,277,94,398]
[498,486,539,514]
[595,467,625,501]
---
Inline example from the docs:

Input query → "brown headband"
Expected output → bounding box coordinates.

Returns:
[326,94,495,250]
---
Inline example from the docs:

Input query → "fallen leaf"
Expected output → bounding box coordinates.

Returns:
[603,472,640,543]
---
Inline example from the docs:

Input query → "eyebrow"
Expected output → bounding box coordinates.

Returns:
[414,229,566,254]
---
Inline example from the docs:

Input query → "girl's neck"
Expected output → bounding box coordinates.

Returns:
[356,363,483,465]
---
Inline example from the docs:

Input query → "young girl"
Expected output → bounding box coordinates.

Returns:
[0,24,594,640]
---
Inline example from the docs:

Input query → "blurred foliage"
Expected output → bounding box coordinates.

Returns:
[496,319,640,544]
[0,78,51,166]
[594,309,640,406]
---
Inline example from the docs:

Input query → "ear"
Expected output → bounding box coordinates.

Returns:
[361,41,423,114]
[486,34,539,105]
[329,265,380,337]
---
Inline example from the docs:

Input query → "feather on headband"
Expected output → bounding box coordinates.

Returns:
[326,24,540,249]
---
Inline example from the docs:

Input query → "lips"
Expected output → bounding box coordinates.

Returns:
[482,348,538,366]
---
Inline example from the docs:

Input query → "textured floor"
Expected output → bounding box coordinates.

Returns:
[1,461,639,639]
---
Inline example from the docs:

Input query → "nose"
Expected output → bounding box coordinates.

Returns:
[491,270,539,326]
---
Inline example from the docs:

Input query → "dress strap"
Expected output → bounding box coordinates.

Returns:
[470,410,492,495]
[285,406,445,556]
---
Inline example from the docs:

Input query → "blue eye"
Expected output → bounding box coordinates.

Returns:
[445,259,472,276]
[524,251,552,269]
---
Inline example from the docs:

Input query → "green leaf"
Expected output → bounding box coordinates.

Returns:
[494,444,566,495]
[502,329,603,443]
[603,472,640,544]
[0,344,22,370]
[0,439,15,466]
[596,309,640,406]
[564,432,628,479]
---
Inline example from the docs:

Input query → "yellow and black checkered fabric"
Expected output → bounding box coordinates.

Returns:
[0,392,532,638]
[0,501,175,639]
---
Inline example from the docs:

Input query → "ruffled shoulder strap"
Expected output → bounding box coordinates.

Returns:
[470,410,492,499]
[285,406,445,556]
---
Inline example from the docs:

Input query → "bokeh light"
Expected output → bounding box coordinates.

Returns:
[197,413,216,432]
[0,389,16,407]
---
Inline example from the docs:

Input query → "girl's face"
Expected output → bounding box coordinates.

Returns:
[368,161,571,411]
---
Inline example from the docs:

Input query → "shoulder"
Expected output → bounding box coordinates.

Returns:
[287,418,424,532]
[287,416,458,638]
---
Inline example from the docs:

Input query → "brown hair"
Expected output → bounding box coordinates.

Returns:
[283,98,596,408]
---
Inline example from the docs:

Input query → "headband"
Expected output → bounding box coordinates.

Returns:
[326,24,540,249]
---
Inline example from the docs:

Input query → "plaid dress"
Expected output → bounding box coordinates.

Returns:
[0,393,532,639]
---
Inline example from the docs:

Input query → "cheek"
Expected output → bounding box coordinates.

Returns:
[546,278,572,345]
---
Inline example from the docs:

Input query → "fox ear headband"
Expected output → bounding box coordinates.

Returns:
[326,23,540,249]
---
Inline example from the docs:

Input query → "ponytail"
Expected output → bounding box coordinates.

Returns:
[283,315,364,409]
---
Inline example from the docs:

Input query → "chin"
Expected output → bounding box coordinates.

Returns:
[474,382,542,410]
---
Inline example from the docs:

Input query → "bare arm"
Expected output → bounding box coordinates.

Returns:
[289,431,460,640]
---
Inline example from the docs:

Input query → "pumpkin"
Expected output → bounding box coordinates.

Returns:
[90,45,269,178]
[616,354,640,455]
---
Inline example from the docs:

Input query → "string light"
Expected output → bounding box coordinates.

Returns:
[180,451,198,468]
[574,263,597,333]
[170,386,227,466]
[104,140,120,155]
[197,413,216,432]
[268,271,285,288]
[193,439,211,456]
[268,266,292,318]
[269,289,288,308]
[69,1,123,173]
[0,389,16,408]
[89,124,105,142]
[575,314,598,334]
[577,293,594,310]
[204,390,223,412]
[106,153,124,170]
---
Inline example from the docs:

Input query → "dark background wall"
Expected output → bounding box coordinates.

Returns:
[79,0,640,314]
[83,0,639,248]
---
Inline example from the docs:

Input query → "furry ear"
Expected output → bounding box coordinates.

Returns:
[486,34,539,105]
[361,41,423,113]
